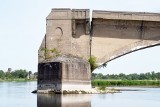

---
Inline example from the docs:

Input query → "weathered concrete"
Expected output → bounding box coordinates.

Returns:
[38,8,160,93]
[92,10,160,21]
[92,10,160,63]
[38,9,90,63]
[38,55,91,93]
[38,8,91,93]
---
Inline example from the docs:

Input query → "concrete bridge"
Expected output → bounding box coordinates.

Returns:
[38,8,160,93]
[39,8,160,64]
[92,10,160,64]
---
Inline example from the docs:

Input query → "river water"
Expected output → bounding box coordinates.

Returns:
[0,81,160,107]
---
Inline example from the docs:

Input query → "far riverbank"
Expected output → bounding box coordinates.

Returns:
[92,79,160,87]
[0,78,37,82]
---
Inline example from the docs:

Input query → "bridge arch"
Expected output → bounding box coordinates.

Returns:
[93,45,160,76]
[98,40,160,65]
[91,10,160,65]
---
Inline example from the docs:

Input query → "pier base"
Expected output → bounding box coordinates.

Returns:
[37,55,91,93]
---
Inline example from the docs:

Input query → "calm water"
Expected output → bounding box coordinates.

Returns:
[0,81,160,107]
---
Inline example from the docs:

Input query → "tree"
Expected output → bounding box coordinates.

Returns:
[92,72,160,80]
[119,73,126,80]
[5,71,13,79]
[145,72,151,80]
[96,73,103,79]
[28,71,32,79]
[129,73,139,80]
[12,69,28,78]
[34,72,38,75]
[91,73,97,80]
[156,72,160,80]
[151,71,156,80]
[0,70,5,78]
[34,72,38,79]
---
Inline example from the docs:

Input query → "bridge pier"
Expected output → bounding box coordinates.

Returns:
[38,9,91,93]
[38,55,91,93]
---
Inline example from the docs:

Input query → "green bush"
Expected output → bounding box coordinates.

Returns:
[92,80,160,87]
[88,55,98,72]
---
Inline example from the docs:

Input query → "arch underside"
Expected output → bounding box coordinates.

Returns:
[98,40,160,65]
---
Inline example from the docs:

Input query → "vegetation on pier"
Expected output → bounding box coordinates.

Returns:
[89,55,98,72]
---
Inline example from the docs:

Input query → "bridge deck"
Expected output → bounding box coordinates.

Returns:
[93,10,160,21]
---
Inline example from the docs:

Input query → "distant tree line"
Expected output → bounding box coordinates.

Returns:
[92,71,160,80]
[0,69,38,80]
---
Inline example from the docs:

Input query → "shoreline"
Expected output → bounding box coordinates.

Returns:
[92,80,160,87]
[0,79,37,82]
[106,87,145,91]
[1,79,160,88]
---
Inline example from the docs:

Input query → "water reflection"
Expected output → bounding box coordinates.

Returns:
[37,94,91,107]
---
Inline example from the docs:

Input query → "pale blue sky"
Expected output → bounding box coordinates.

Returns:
[0,0,160,74]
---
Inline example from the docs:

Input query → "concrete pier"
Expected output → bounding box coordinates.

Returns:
[38,55,91,93]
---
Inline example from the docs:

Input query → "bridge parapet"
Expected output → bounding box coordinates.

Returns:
[72,9,90,19]
[47,8,72,20]
[47,8,90,20]
[93,10,160,21]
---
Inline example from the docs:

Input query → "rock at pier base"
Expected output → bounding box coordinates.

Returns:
[32,90,37,93]
[37,87,120,94]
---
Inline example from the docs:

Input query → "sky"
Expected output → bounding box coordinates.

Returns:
[0,0,160,74]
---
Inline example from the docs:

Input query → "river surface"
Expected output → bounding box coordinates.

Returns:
[0,81,160,107]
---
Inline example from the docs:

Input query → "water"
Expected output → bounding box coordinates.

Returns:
[0,81,160,107]
[0,82,37,107]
